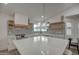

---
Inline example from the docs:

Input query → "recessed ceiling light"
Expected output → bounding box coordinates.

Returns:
[41,16,44,18]
[4,3,8,4]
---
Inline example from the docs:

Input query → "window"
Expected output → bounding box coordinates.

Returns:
[33,23,49,32]
[66,22,72,35]
[33,23,41,32]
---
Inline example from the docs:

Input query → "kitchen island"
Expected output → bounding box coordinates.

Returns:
[13,36,68,55]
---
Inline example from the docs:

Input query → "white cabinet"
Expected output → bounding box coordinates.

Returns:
[15,13,28,25]
[8,35,16,51]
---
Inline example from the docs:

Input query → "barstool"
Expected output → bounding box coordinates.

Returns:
[68,38,79,54]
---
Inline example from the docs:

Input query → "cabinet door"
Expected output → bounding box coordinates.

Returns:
[15,13,28,25]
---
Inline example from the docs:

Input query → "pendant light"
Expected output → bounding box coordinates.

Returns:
[42,4,49,27]
[41,3,45,22]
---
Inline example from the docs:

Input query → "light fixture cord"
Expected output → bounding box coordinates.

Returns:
[42,3,45,22]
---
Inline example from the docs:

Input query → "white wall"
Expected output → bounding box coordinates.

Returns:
[63,5,79,41]
[64,17,76,41]
[0,13,11,40]
[64,17,79,42]
[15,13,28,25]
[0,12,16,50]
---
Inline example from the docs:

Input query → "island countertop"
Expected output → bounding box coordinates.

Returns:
[13,36,68,55]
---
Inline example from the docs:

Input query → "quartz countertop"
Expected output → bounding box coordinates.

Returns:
[13,36,68,55]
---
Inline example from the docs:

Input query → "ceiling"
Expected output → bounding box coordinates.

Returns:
[0,3,78,23]
[66,14,79,19]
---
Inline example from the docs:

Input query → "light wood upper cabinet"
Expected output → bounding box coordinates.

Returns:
[8,13,33,29]
[49,22,65,32]
[8,20,14,29]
